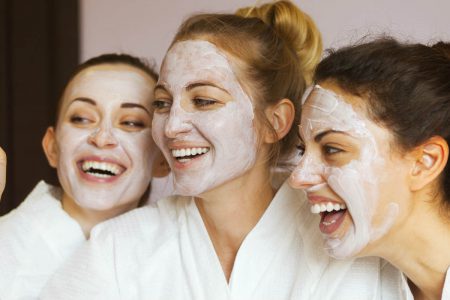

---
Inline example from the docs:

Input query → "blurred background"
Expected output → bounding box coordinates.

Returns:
[1,0,449,215]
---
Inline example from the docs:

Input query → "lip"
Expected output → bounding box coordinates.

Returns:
[308,194,348,235]
[319,209,348,235]
[307,194,343,205]
[167,141,211,170]
[167,140,210,150]
[76,155,127,183]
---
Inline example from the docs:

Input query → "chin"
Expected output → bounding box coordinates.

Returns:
[74,198,120,211]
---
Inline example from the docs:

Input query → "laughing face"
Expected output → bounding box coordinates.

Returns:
[152,40,257,196]
[289,82,409,258]
[44,63,157,211]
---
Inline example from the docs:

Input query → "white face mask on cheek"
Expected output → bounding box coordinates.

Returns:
[152,40,258,196]
[291,85,399,258]
[55,67,157,211]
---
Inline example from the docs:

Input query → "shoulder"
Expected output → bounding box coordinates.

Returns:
[0,181,63,237]
[0,181,85,298]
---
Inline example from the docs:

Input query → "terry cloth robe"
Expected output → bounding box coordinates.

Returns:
[0,181,85,299]
[41,181,404,299]
[401,267,450,299]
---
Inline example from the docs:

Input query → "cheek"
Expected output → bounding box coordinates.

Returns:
[151,114,168,149]
[119,130,155,162]
[55,125,88,157]
[209,101,255,141]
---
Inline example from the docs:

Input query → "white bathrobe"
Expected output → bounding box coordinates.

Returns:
[402,267,450,299]
[42,182,404,299]
[0,181,85,299]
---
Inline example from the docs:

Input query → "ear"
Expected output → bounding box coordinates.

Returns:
[42,127,59,168]
[152,149,170,178]
[410,136,449,191]
[263,98,295,143]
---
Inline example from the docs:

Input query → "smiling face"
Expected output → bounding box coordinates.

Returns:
[289,82,410,258]
[152,40,258,196]
[45,63,157,211]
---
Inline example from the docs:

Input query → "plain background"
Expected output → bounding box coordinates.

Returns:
[81,0,450,67]
[2,0,449,212]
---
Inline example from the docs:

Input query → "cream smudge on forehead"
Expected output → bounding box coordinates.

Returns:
[291,85,399,258]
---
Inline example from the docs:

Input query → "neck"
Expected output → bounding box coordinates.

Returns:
[61,193,139,238]
[369,192,450,300]
[195,161,275,281]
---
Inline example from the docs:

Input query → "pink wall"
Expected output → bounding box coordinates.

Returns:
[81,0,450,67]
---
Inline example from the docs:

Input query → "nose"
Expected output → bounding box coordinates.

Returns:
[164,105,192,139]
[88,125,118,148]
[289,155,324,190]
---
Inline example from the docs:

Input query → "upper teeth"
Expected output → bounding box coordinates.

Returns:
[172,148,209,158]
[310,202,347,214]
[81,161,122,176]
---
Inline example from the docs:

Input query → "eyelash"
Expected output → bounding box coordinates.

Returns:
[322,145,343,155]
[121,120,145,128]
[296,144,305,156]
[70,115,91,124]
[152,100,171,110]
[193,97,217,107]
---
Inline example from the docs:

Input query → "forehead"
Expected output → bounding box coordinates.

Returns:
[159,40,239,88]
[69,64,153,91]
[62,64,154,103]
[301,84,372,138]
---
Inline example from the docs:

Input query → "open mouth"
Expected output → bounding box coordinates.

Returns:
[80,160,125,179]
[171,147,210,163]
[311,202,347,234]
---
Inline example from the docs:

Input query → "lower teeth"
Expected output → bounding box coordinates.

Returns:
[322,220,336,226]
[87,171,113,178]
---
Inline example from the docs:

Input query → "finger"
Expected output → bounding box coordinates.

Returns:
[0,147,6,200]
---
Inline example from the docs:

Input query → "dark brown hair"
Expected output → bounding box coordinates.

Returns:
[315,38,450,203]
[169,1,322,166]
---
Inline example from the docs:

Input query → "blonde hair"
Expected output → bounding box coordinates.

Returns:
[171,0,322,165]
[236,1,322,85]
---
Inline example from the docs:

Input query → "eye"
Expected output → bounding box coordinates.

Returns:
[70,115,92,125]
[152,99,171,113]
[193,97,217,107]
[323,145,343,155]
[121,120,145,128]
[296,144,305,157]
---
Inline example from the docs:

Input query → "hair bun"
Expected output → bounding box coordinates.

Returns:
[236,1,322,84]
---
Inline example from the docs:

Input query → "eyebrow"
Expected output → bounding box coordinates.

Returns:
[314,130,350,143]
[69,97,96,107]
[185,82,230,94]
[68,97,150,116]
[121,103,150,115]
[154,83,167,92]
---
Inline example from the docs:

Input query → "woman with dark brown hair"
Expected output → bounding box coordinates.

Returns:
[290,38,450,300]
[0,53,162,298]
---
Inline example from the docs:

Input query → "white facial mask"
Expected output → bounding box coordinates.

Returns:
[290,85,398,258]
[152,40,257,196]
[55,65,157,210]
